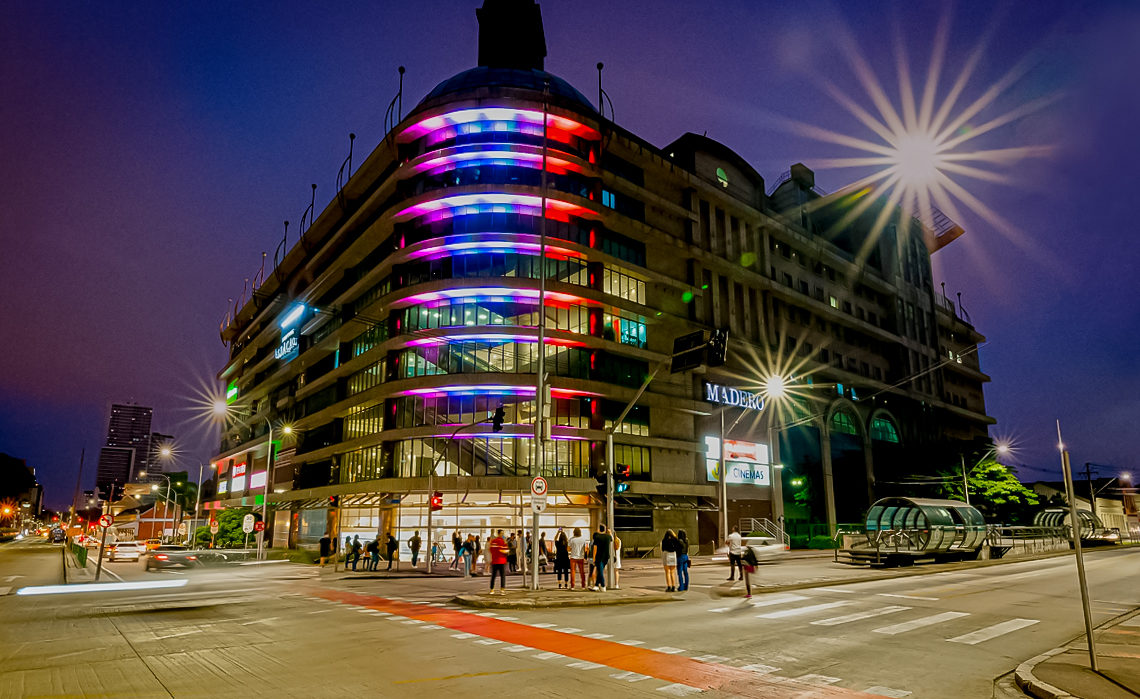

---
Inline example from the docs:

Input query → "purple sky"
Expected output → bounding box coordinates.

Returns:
[2,1,1137,507]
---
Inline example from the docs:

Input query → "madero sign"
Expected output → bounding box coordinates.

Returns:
[704,381,765,411]
[275,328,299,362]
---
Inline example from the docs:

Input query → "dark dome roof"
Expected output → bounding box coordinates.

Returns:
[418,66,596,113]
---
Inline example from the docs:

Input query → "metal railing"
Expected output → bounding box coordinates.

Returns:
[739,518,790,547]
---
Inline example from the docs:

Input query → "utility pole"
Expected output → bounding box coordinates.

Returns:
[1060,422,1098,672]
[531,78,550,591]
[961,454,971,506]
[1083,462,1098,517]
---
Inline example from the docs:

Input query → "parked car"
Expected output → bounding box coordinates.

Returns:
[50,528,67,544]
[145,545,200,571]
[144,539,163,551]
[105,541,144,561]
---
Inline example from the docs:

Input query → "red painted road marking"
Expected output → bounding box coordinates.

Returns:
[312,588,874,697]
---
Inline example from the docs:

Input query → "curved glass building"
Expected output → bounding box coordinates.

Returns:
[208,0,995,555]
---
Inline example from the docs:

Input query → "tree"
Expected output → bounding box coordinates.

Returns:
[209,507,256,548]
[936,459,1040,524]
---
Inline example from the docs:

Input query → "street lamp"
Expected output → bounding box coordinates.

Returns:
[961,441,1012,506]
[258,423,293,560]
[188,462,216,546]
[150,474,180,542]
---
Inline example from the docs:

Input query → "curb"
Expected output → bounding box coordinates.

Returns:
[1015,648,1073,699]
[1013,607,1140,699]
[453,588,678,609]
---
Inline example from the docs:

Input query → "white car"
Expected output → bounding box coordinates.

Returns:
[105,541,144,561]
[741,536,789,563]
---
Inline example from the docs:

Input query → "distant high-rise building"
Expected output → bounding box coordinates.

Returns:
[94,403,153,497]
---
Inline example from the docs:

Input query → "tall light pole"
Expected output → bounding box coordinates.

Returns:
[188,463,214,546]
[961,443,1011,506]
[148,473,180,542]
[259,423,290,561]
[1058,421,1098,672]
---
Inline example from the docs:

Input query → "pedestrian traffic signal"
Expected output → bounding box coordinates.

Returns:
[430,491,444,511]
[615,464,631,494]
[492,405,506,432]
[706,328,729,367]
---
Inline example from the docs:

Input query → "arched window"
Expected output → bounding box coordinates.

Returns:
[871,416,900,443]
[831,411,857,436]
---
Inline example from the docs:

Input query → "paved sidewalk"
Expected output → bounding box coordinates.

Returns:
[1016,609,1140,698]
[454,585,677,609]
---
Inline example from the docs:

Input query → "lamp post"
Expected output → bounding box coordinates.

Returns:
[188,463,214,546]
[960,443,1011,506]
[148,474,180,542]
[258,423,290,561]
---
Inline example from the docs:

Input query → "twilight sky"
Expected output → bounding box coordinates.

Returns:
[1,1,1137,507]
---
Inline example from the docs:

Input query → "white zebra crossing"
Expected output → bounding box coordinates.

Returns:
[947,618,1039,645]
[872,611,970,635]
[811,605,911,626]
[756,601,851,619]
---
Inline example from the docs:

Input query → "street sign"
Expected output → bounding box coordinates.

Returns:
[530,495,547,513]
[177,522,188,535]
[253,521,265,532]
[98,514,114,528]
[209,520,219,534]
[242,514,255,533]
[530,476,548,497]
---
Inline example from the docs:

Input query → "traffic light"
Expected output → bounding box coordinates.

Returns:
[615,464,631,494]
[706,328,729,367]
[492,405,505,432]
[328,495,339,507]
[671,330,706,373]
[430,491,444,512]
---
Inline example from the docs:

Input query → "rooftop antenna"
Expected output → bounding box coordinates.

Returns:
[385,66,407,144]
[273,220,289,280]
[337,132,356,209]
[300,183,317,251]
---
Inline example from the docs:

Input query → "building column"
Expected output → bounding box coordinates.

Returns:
[863,433,876,509]
[820,422,838,537]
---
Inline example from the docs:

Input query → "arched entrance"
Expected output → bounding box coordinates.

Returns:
[825,402,871,526]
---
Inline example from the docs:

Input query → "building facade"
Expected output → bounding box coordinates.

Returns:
[207,0,994,554]
[95,403,154,498]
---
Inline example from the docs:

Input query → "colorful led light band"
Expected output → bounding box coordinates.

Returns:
[399,107,599,142]
[395,193,593,222]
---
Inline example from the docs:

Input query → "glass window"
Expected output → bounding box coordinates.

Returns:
[870,417,900,443]
[831,411,857,436]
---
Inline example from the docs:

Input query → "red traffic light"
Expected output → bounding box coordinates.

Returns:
[430,491,444,512]
[617,464,631,479]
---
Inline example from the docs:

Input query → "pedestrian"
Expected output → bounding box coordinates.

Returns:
[488,529,509,595]
[450,531,462,570]
[366,536,380,571]
[568,527,588,589]
[590,524,613,591]
[318,532,332,566]
[473,535,482,574]
[661,529,679,592]
[676,529,691,592]
[344,535,352,568]
[554,528,570,589]
[538,532,548,573]
[386,533,399,571]
[726,526,743,581]
[507,532,518,572]
[410,531,422,568]
[350,535,362,571]
[613,533,622,589]
[514,529,528,578]
[460,531,474,574]
[741,543,759,599]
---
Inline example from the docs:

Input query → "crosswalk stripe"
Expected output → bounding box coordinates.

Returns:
[617,639,645,646]
[947,618,1039,645]
[757,601,851,619]
[531,622,558,628]
[812,605,911,626]
[651,646,687,654]
[747,593,809,608]
[568,661,604,670]
[584,633,613,639]
[691,654,729,663]
[873,611,969,635]
[556,627,583,634]
[878,593,939,601]
[533,652,564,660]
[657,683,703,695]
[611,671,651,682]
[738,663,780,674]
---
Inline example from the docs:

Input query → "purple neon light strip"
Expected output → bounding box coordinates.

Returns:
[395,193,592,221]
[399,107,598,141]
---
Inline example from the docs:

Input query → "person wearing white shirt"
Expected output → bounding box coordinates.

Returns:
[568,527,589,589]
[726,526,743,581]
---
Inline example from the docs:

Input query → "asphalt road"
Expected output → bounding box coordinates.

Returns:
[1,539,1136,698]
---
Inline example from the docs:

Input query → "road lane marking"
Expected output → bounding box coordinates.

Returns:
[739,664,780,674]
[618,639,645,645]
[240,617,278,625]
[651,646,687,654]
[658,683,703,695]
[314,588,869,697]
[873,611,969,635]
[947,618,1039,645]
[795,674,841,686]
[451,632,477,639]
[864,686,912,697]
[757,601,851,619]
[503,644,532,652]
[556,627,584,634]
[152,629,204,640]
[611,671,651,682]
[877,593,939,601]
[474,638,503,645]
[568,661,604,669]
[812,606,911,626]
[808,587,858,594]
[747,593,809,607]
[584,633,613,639]
[691,655,729,663]
[531,622,558,628]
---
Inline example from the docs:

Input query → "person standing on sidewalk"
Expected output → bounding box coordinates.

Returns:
[344,535,352,569]
[726,526,743,581]
[350,535,363,571]
[488,529,509,594]
[590,524,613,592]
[676,529,691,591]
[318,532,332,566]
[462,534,476,577]
[553,528,570,589]
[366,536,380,571]
[506,532,518,572]
[613,533,623,589]
[385,533,399,571]
[568,527,588,589]
[409,531,422,568]
[514,529,528,581]
[660,529,679,592]
[450,531,462,570]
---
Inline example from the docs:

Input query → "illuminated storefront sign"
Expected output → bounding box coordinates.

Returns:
[230,475,246,493]
[704,436,770,486]
[217,480,229,495]
[249,471,267,489]
[275,328,299,362]
[226,383,239,404]
[704,382,765,411]
[232,463,247,478]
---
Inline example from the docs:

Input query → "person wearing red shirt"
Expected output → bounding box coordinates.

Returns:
[488,529,510,595]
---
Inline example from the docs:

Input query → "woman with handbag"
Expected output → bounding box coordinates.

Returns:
[660,529,679,592]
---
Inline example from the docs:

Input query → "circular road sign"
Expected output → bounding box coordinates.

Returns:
[530,476,548,497]
[209,520,219,534]
[242,514,255,533]
[98,514,114,528]
[253,521,265,532]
